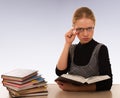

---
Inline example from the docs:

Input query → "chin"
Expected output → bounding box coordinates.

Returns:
[81,40,91,44]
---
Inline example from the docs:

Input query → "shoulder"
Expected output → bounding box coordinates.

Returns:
[93,39,108,51]
[99,43,108,52]
[98,43,109,57]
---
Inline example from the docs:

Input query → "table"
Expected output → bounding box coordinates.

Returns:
[0,84,120,98]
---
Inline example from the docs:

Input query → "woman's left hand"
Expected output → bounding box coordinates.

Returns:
[56,80,96,92]
[56,81,76,91]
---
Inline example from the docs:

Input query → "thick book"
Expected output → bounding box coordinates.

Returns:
[9,91,48,97]
[4,81,47,91]
[1,69,38,81]
[7,86,48,96]
[2,77,45,88]
[55,74,110,85]
[2,75,42,84]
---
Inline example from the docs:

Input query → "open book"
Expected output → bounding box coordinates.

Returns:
[55,74,110,85]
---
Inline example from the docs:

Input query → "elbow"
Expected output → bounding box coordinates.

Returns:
[96,79,113,91]
[56,70,62,76]
[55,67,67,76]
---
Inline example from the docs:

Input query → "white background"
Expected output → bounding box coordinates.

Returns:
[0,0,120,84]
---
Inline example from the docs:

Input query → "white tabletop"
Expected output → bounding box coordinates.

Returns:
[0,83,120,98]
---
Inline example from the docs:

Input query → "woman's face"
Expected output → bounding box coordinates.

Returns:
[74,18,95,44]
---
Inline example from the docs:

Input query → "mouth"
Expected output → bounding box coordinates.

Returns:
[83,38,89,41]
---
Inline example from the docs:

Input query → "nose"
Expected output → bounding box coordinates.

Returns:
[83,30,88,36]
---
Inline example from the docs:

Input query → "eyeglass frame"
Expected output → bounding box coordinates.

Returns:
[75,27,94,33]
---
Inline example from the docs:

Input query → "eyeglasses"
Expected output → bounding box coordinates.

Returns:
[75,27,94,33]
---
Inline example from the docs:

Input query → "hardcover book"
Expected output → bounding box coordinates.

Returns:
[2,75,42,84]
[7,86,48,96]
[1,69,38,81]
[3,81,47,91]
[2,77,45,88]
[9,91,48,97]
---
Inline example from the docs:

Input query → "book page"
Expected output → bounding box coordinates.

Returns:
[87,75,110,84]
[61,74,86,83]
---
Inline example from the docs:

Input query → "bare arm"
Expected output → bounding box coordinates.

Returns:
[56,29,76,70]
[56,43,71,70]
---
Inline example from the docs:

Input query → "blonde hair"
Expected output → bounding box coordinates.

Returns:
[72,7,96,25]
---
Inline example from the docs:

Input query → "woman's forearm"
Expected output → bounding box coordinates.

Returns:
[57,43,71,70]
[71,84,96,92]
[57,81,96,92]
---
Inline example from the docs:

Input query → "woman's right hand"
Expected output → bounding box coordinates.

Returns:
[65,28,76,45]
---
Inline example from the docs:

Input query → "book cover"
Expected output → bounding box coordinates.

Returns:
[55,74,110,85]
[2,76,45,88]
[1,69,38,81]
[2,75,42,84]
[4,81,47,91]
[7,86,48,95]
[20,92,48,97]
[9,90,48,97]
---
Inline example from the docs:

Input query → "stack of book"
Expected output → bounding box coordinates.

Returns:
[1,69,48,97]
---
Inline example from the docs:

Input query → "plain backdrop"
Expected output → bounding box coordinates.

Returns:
[0,0,120,83]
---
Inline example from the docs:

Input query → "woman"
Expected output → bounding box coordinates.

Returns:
[55,7,113,91]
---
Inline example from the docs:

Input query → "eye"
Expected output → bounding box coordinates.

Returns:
[86,27,94,32]
[76,28,84,33]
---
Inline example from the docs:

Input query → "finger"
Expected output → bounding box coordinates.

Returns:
[67,34,73,38]
[65,33,72,38]
[66,32,75,38]
[72,29,76,34]
[56,81,64,85]
[72,27,79,35]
